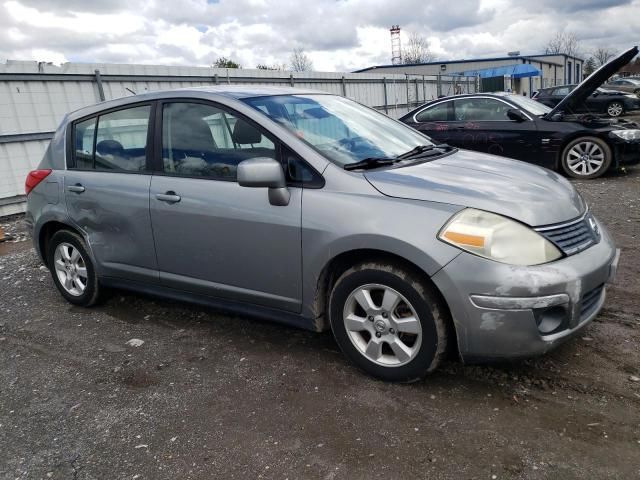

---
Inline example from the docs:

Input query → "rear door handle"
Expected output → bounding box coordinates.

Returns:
[67,184,85,193]
[156,192,181,203]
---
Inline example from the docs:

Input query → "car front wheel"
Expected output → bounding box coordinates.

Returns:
[606,101,624,117]
[48,230,102,307]
[561,137,612,179]
[328,261,449,382]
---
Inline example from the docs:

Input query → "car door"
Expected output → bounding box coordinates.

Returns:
[64,104,159,284]
[149,100,303,313]
[450,97,542,162]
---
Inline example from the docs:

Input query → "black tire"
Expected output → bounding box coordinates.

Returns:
[606,101,624,117]
[634,89,640,98]
[560,136,612,179]
[328,261,449,382]
[47,229,102,307]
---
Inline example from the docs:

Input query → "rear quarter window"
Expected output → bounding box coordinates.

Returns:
[415,102,452,122]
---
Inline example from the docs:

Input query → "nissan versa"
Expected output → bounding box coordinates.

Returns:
[26,85,619,381]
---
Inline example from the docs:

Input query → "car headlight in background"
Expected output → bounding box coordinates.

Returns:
[610,129,640,141]
[438,208,562,266]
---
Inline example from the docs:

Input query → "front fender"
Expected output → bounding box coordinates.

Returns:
[300,186,463,325]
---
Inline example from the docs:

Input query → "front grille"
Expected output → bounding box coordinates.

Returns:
[535,212,598,256]
[580,284,604,319]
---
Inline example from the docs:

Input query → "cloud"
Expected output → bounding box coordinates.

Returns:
[0,0,638,70]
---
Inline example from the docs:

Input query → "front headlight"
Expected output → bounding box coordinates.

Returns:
[438,208,562,266]
[611,129,640,141]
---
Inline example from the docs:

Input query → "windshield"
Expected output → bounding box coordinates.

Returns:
[243,94,434,166]
[507,95,552,116]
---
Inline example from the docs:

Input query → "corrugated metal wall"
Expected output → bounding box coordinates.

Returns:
[0,60,476,216]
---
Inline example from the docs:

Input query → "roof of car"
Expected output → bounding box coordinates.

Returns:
[400,92,523,118]
[66,85,325,120]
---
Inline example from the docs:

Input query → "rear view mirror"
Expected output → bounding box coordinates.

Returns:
[507,109,527,122]
[237,157,290,206]
[301,107,331,119]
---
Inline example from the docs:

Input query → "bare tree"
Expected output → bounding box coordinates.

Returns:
[545,31,581,58]
[403,32,433,64]
[256,63,286,70]
[289,48,313,72]
[592,47,615,66]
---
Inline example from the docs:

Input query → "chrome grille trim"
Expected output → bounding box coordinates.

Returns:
[534,210,598,256]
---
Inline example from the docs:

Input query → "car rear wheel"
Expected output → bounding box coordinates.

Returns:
[606,101,624,117]
[328,261,449,382]
[48,230,102,307]
[561,137,612,179]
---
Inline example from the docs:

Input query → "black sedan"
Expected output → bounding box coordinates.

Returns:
[399,47,640,179]
[532,85,640,117]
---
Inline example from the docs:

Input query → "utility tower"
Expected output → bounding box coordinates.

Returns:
[390,25,402,65]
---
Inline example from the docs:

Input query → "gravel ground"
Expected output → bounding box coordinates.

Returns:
[1,168,639,479]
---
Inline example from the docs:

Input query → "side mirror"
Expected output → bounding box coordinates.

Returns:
[507,108,527,122]
[237,157,290,206]
[592,91,600,97]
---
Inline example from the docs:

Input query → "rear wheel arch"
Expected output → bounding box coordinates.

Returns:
[38,221,83,265]
[311,248,458,356]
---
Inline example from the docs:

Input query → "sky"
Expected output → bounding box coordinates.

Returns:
[0,0,638,71]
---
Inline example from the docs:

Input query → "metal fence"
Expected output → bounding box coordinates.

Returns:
[0,60,477,215]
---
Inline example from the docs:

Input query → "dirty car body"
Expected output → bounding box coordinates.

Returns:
[25,84,619,380]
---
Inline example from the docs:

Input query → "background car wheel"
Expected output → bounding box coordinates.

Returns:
[328,261,449,382]
[606,101,624,117]
[634,89,640,98]
[48,230,102,307]
[561,137,612,179]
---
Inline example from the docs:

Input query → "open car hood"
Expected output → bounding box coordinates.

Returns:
[548,46,639,118]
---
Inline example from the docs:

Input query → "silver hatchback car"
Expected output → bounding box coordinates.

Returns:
[26,86,619,381]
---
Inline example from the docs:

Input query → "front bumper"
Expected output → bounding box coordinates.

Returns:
[615,141,640,166]
[432,218,618,362]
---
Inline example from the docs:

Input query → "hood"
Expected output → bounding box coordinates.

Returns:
[364,150,585,226]
[549,46,638,117]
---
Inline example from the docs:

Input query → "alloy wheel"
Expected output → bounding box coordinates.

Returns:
[53,242,88,296]
[343,283,422,367]
[566,141,605,177]
[607,102,623,117]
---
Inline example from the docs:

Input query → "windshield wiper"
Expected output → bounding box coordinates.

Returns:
[396,144,452,159]
[344,157,399,171]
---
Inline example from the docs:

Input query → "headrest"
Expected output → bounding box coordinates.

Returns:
[96,139,124,156]
[232,119,262,145]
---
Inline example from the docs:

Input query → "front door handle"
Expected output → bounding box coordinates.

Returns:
[156,191,181,203]
[67,184,85,193]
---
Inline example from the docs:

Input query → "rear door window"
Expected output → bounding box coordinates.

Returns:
[71,105,151,172]
[94,106,151,172]
[453,98,511,121]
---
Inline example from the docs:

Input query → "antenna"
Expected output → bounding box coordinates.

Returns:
[390,25,402,65]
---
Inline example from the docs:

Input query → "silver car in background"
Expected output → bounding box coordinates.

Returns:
[25,86,619,381]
